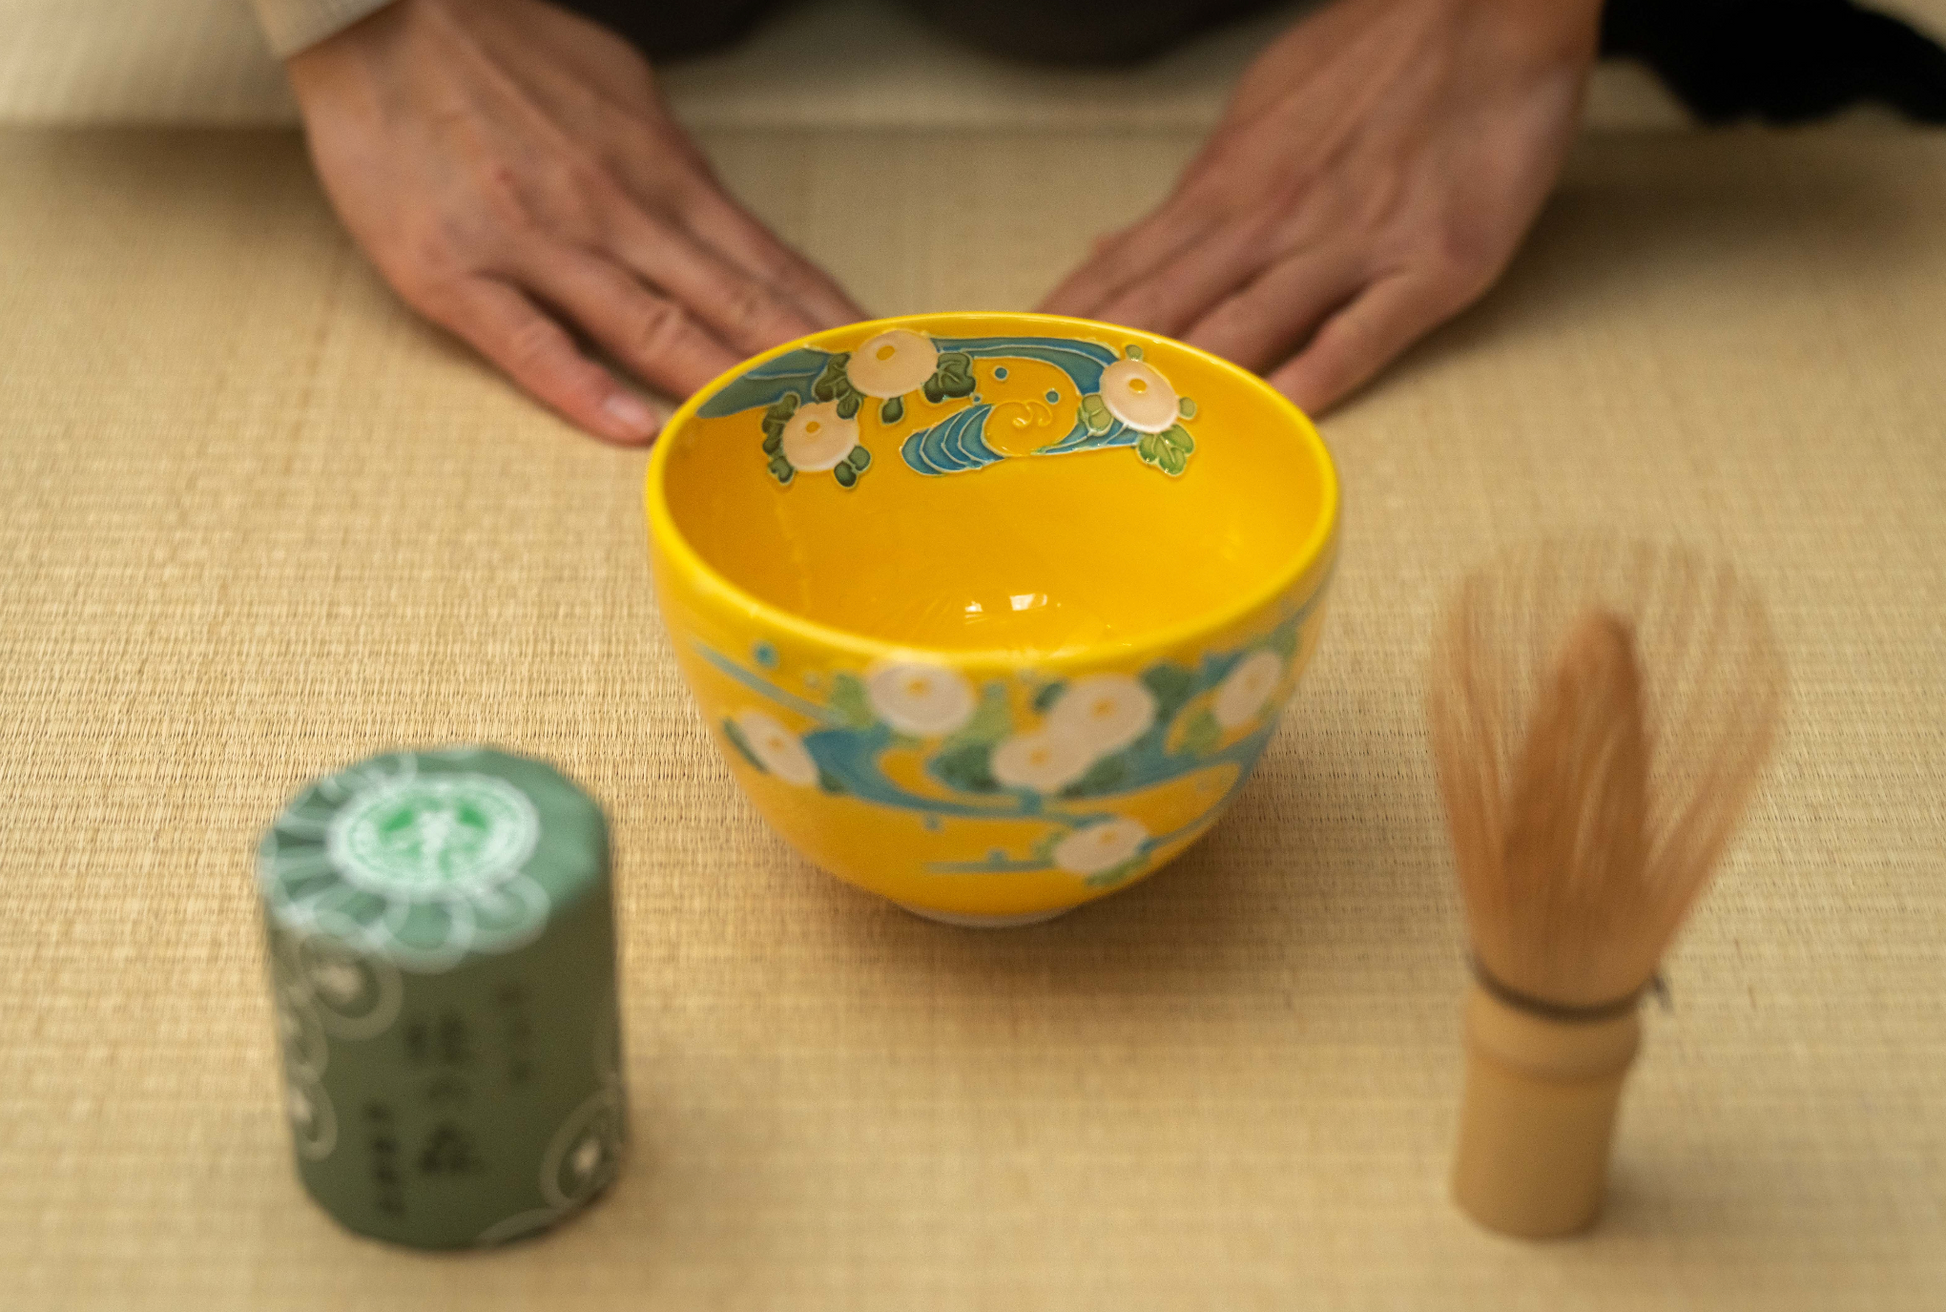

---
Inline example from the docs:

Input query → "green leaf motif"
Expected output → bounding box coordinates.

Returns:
[943,683,1013,750]
[763,392,800,433]
[1140,664,1194,724]
[1180,709,1220,757]
[846,445,872,472]
[1124,344,1144,360]
[834,462,857,488]
[768,455,795,484]
[931,740,999,794]
[826,672,876,729]
[1267,623,1300,661]
[1031,680,1067,716]
[761,393,798,461]
[1137,423,1194,477]
[1084,855,1147,889]
[811,353,851,403]
[721,718,765,773]
[1078,393,1113,437]
[836,391,861,420]
[922,352,977,404]
[880,395,904,425]
[1061,752,1128,798]
[817,768,847,795]
[1178,397,1197,419]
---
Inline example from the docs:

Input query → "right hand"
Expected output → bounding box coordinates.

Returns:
[286,0,867,443]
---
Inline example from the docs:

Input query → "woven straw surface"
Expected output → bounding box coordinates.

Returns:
[2,120,1944,1309]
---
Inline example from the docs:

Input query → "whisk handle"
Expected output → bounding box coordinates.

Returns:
[1453,981,1642,1238]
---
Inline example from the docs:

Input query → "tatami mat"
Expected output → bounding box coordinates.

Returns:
[1,122,1942,1308]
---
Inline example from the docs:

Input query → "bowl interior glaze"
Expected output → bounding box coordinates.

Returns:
[658,314,1331,658]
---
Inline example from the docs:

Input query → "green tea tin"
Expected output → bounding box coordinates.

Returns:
[257,747,625,1248]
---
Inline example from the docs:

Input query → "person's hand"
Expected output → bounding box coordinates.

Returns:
[1040,0,1600,417]
[286,0,866,443]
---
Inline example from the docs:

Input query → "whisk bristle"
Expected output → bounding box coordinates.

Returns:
[1428,541,1785,1009]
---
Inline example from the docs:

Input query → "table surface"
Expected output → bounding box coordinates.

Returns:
[2,115,1944,1310]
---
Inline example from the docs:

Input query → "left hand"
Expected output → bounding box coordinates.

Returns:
[1039,0,1601,416]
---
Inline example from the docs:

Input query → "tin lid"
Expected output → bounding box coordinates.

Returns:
[258,746,608,973]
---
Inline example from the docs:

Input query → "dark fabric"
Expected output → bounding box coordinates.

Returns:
[560,0,1946,123]
[1600,0,1946,123]
[893,0,1290,66]
[563,0,1285,63]
[561,0,783,59]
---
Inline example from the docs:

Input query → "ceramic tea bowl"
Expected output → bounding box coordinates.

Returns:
[645,313,1338,926]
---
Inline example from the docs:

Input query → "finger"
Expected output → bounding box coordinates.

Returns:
[429,277,665,445]
[612,141,866,329]
[1038,200,1216,320]
[522,243,743,399]
[1179,245,1369,374]
[1088,216,1294,340]
[665,184,868,329]
[601,200,824,355]
[1266,271,1453,416]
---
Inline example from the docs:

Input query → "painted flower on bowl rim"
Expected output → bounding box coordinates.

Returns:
[845,329,940,398]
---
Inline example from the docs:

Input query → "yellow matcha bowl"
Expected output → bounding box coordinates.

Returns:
[646,312,1338,927]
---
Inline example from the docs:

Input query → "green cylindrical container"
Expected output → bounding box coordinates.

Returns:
[257,747,626,1248]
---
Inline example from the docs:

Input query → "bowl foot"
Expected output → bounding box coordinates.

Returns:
[894,903,1077,929]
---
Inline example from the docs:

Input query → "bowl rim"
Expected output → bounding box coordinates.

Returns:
[645,311,1339,669]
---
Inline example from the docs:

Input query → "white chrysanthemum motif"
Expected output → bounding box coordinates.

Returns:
[1213,650,1284,729]
[780,400,859,472]
[732,709,818,787]
[1099,358,1181,434]
[541,1084,627,1210]
[274,990,328,1082]
[866,661,977,737]
[476,1209,562,1248]
[259,759,554,973]
[311,959,363,1006]
[1047,673,1156,755]
[991,728,1094,794]
[282,1058,337,1160]
[279,931,404,1040]
[481,1016,628,1245]
[846,329,939,398]
[1052,818,1149,876]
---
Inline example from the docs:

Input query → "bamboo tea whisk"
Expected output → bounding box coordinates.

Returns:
[1427,542,1785,1238]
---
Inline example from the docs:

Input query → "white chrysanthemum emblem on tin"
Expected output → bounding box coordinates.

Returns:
[260,760,553,972]
[329,774,539,897]
[1213,650,1284,729]
[866,661,977,737]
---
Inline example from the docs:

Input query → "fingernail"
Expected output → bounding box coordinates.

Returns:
[603,391,663,440]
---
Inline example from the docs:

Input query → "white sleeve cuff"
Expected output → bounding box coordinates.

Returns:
[249,0,400,57]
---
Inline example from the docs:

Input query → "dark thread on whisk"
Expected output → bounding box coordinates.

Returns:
[1470,957,1664,1023]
